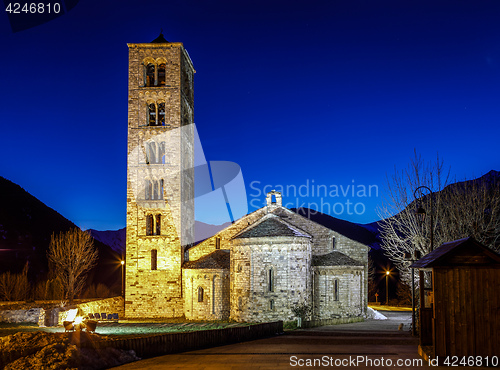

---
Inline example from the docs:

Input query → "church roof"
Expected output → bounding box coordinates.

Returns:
[151,32,169,43]
[233,216,311,239]
[312,251,363,267]
[183,249,229,269]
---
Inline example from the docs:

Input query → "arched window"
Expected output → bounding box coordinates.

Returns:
[146,63,155,86]
[332,238,336,250]
[152,180,159,200]
[146,214,153,236]
[334,279,339,301]
[145,180,153,200]
[148,103,156,126]
[159,179,164,200]
[146,142,157,164]
[270,299,275,310]
[158,102,165,126]
[160,142,167,164]
[151,249,157,270]
[155,214,161,235]
[268,267,274,292]
[158,63,166,86]
[197,286,204,302]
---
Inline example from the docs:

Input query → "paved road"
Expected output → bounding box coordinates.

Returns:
[114,311,479,369]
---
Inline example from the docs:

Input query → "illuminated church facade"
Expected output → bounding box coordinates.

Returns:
[125,35,368,322]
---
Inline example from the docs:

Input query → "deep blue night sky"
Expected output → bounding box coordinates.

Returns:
[1,0,499,230]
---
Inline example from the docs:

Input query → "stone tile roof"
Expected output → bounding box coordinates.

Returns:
[234,217,310,239]
[312,251,363,267]
[183,249,229,270]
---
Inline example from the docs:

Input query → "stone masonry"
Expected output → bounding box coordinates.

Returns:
[125,34,195,318]
[124,35,368,322]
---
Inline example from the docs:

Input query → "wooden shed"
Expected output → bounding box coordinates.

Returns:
[412,237,500,359]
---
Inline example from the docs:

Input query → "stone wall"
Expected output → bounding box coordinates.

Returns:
[312,266,365,320]
[0,308,42,323]
[230,236,312,323]
[125,40,195,318]
[76,296,124,318]
[182,269,230,320]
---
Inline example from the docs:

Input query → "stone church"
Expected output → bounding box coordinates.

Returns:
[125,34,368,322]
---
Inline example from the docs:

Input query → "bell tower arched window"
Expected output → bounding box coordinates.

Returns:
[148,103,156,126]
[158,102,165,126]
[158,63,166,86]
[146,63,155,87]
[146,213,162,236]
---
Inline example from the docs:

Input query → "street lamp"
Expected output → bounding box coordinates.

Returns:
[413,186,434,252]
[121,260,125,297]
[385,270,391,305]
[412,185,434,337]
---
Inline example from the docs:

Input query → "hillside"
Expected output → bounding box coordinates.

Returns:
[359,169,500,251]
[0,176,120,292]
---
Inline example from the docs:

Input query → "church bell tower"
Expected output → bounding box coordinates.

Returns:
[125,33,195,318]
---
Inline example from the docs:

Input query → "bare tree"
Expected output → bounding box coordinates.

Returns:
[47,228,98,303]
[0,262,30,301]
[378,151,500,285]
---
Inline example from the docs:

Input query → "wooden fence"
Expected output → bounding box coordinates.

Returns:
[80,321,283,358]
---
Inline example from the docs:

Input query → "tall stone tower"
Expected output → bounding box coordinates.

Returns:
[125,34,195,318]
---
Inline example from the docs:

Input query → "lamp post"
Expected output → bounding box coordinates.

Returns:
[412,185,434,337]
[121,260,125,297]
[413,186,434,252]
[385,270,390,305]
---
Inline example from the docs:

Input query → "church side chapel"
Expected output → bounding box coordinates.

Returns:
[125,34,368,322]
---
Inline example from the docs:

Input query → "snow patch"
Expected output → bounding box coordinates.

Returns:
[366,307,387,320]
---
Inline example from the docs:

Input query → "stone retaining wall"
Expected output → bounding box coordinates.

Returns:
[302,316,364,328]
[0,308,43,323]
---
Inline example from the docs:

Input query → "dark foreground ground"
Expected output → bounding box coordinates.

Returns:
[113,311,485,370]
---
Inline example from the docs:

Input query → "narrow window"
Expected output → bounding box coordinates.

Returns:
[158,103,165,126]
[270,299,274,310]
[155,214,161,235]
[334,279,339,301]
[215,237,221,250]
[146,214,153,235]
[158,64,166,86]
[145,180,152,200]
[147,142,157,164]
[332,238,336,250]
[238,297,242,310]
[148,103,156,126]
[184,250,189,262]
[151,249,157,270]
[152,180,159,200]
[145,143,151,164]
[160,142,167,164]
[198,286,204,302]
[268,268,274,292]
[159,179,164,200]
[146,63,155,86]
